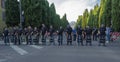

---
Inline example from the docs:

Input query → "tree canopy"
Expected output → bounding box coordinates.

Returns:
[76,0,120,31]
[5,0,69,29]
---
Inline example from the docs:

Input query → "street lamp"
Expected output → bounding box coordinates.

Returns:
[17,0,23,29]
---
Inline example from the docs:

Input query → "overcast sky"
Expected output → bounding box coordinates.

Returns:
[48,0,100,22]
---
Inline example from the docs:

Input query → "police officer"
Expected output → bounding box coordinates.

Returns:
[12,27,17,44]
[73,28,76,41]
[41,24,47,45]
[76,25,84,46]
[49,25,55,45]
[33,27,39,45]
[3,27,9,45]
[26,26,33,45]
[85,26,92,46]
[14,27,21,45]
[66,25,73,45]
[57,26,64,46]
[92,27,98,41]
[98,24,106,46]
[20,28,27,44]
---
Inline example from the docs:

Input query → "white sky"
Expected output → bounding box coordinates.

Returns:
[48,0,100,22]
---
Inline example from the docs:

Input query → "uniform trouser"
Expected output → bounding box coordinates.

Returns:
[49,35,55,45]
[27,36,32,45]
[73,34,76,41]
[20,35,26,43]
[93,34,97,41]
[10,35,14,43]
[99,35,106,46]
[67,34,72,45]
[77,35,83,45]
[86,35,92,46]
[58,35,63,45]
[33,36,39,45]
[41,35,46,45]
[4,36,9,45]
[14,36,21,45]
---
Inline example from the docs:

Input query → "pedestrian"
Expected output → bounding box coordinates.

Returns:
[21,28,26,44]
[14,27,21,45]
[49,25,55,45]
[41,24,47,45]
[85,26,92,46]
[110,26,114,42]
[26,26,33,45]
[98,24,106,46]
[73,28,76,41]
[66,25,73,45]
[92,27,98,41]
[106,26,111,43]
[76,25,84,46]
[33,27,39,45]
[3,27,9,45]
[57,26,64,46]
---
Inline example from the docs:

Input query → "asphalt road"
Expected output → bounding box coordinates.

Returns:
[0,39,120,62]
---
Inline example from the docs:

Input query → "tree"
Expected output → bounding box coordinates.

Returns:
[76,0,120,31]
[5,0,20,27]
[112,0,120,31]
[93,4,100,28]
[87,9,94,28]
[61,14,69,29]
[5,0,69,29]
[0,6,6,33]
[76,15,82,27]
[98,0,106,27]
[104,0,112,27]
[82,9,89,28]
[49,3,57,27]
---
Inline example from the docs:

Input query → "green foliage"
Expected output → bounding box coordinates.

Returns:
[104,0,112,27]
[76,0,120,31]
[5,0,69,29]
[76,15,82,27]
[61,14,69,29]
[5,0,20,27]
[87,9,94,28]
[112,0,120,31]
[0,7,6,33]
[93,4,100,28]
[82,9,89,28]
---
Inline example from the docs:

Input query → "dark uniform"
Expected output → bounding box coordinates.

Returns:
[73,29,76,41]
[33,28,39,45]
[14,29,21,45]
[99,27,106,46]
[93,27,98,41]
[85,28,92,46]
[13,28,17,44]
[3,28,9,45]
[23,28,28,44]
[58,27,64,45]
[66,26,73,45]
[26,28,33,45]
[76,27,83,46]
[41,26,47,45]
[49,27,55,45]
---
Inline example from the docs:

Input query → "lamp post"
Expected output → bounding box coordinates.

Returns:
[17,0,23,29]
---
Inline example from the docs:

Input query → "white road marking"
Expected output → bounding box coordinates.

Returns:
[10,45,28,55]
[0,59,7,62]
[29,45,43,49]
